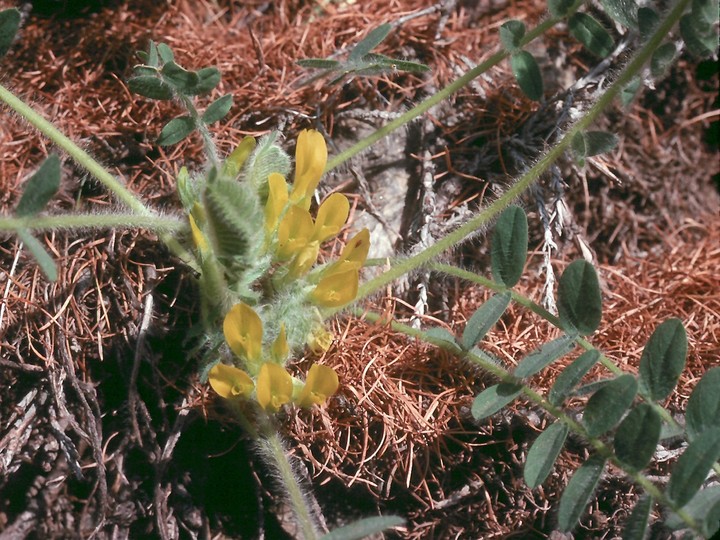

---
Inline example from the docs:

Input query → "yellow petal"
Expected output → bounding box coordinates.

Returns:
[307,325,334,354]
[189,214,209,254]
[323,228,371,277]
[271,324,289,362]
[208,363,254,399]
[223,136,256,178]
[277,206,314,260]
[265,173,289,234]
[310,268,359,308]
[296,364,339,408]
[288,241,319,279]
[256,363,293,412]
[223,303,263,363]
[290,129,327,210]
[312,193,350,243]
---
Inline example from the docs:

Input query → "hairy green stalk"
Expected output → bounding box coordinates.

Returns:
[0,213,185,232]
[342,0,692,307]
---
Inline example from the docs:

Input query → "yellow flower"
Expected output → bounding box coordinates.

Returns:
[256,362,293,412]
[323,228,371,278]
[223,136,256,178]
[189,213,209,254]
[288,240,320,279]
[312,193,350,243]
[223,303,263,364]
[290,129,327,210]
[271,324,289,362]
[277,205,315,260]
[265,172,289,235]
[208,363,254,399]
[295,364,339,408]
[310,268,359,308]
[307,324,334,354]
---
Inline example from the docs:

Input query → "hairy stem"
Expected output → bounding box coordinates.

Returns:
[0,213,185,232]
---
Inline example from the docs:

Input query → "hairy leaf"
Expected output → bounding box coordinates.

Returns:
[614,403,661,471]
[557,260,602,336]
[128,75,174,100]
[686,367,720,440]
[651,43,677,78]
[461,292,511,350]
[500,20,526,52]
[583,374,637,437]
[620,76,642,106]
[158,116,196,146]
[511,51,544,101]
[424,327,462,353]
[514,335,576,379]
[16,155,61,218]
[161,61,199,91]
[0,8,20,58]
[157,42,174,63]
[600,0,639,29]
[471,383,523,421]
[692,0,719,26]
[637,7,660,41]
[679,13,718,58]
[202,94,233,124]
[667,428,720,508]
[192,67,222,95]
[297,58,343,69]
[569,13,615,58]
[548,0,575,17]
[622,495,653,540]
[16,228,58,282]
[558,455,607,532]
[524,422,568,488]
[549,349,601,406]
[349,24,392,62]
[666,486,720,538]
[321,515,405,540]
[638,318,687,402]
[491,205,528,287]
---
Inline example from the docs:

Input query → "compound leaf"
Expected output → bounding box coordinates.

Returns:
[157,116,196,146]
[202,94,233,124]
[614,403,661,471]
[667,428,720,508]
[471,383,523,421]
[557,260,602,336]
[583,374,637,437]
[549,349,601,406]
[569,13,615,58]
[622,495,653,540]
[558,455,607,532]
[638,318,687,402]
[15,155,61,218]
[686,366,720,440]
[0,8,20,58]
[511,51,543,101]
[461,292,511,350]
[514,335,576,379]
[491,205,528,287]
[349,23,392,62]
[524,422,568,488]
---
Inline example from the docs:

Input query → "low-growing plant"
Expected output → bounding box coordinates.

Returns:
[0,0,718,537]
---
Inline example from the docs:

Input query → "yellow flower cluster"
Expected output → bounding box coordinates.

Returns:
[264,129,370,307]
[209,303,339,411]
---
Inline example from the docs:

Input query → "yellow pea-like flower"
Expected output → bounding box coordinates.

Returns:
[189,213,209,255]
[271,324,289,362]
[256,362,293,412]
[290,129,327,210]
[307,324,334,354]
[323,228,371,278]
[288,240,320,279]
[223,136,257,178]
[265,172,289,235]
[310,268,359,308]
[277,205,315,260]
[208,363,254,400]
[295,364,339,408]
[223,303,263,364]
[312,193,350,243]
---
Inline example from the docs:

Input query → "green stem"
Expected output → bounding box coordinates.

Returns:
[343,0,691,308]
[324,1,583,173]
[257,412,319,540]
[359,308,704,534]
[0,83,150,216]
[180,95,220,168]
[0,213,185,232]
